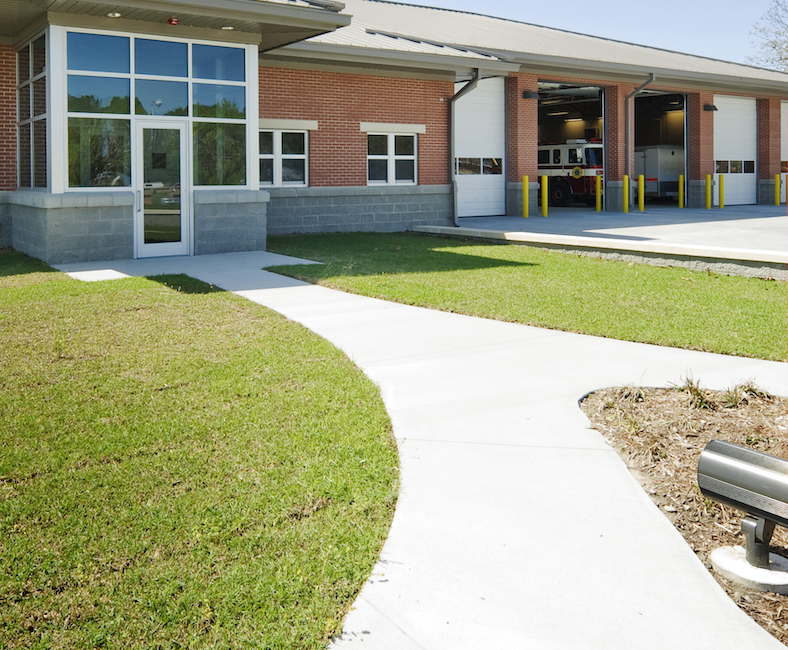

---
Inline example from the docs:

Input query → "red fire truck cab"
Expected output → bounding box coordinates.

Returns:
[537,139,604,206]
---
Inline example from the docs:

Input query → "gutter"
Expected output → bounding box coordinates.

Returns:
[449,68,481,226]
[624,73,655,192]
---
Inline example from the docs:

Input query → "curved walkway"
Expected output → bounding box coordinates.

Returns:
[58,252,788,649]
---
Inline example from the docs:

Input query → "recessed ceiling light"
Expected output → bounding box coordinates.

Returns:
[222,26,234,30]
[106,11,122,18]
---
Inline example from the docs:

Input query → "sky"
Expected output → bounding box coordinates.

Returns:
[396,0,774,66]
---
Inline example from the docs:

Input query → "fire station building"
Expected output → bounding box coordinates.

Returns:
[2,0,788,263]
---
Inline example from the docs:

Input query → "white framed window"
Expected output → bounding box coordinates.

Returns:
[17,32,48,189]
[259,130,308,186]
[367,133,417,185]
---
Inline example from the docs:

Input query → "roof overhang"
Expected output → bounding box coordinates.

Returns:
[1,0,351,49]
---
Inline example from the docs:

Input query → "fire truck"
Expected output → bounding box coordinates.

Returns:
[537,139,603,206]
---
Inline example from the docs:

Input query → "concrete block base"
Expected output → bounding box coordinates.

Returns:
[505,181,539,217]
[711,546,788,594]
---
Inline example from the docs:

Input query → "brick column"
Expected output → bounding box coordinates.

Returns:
[603,84,634,211]
[505,72,539,215]
[686,92,715,207]
[757,97,781,204]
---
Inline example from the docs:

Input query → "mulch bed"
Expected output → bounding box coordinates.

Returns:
[581,380,788,644]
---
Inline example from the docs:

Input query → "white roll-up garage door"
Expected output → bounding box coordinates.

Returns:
[454,77,505,217]
[713,95,757,206]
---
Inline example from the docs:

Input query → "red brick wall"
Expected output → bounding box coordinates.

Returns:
[259,67,453,187]
[505,72,539,181]
[0,44,16,191]
[686,91,715,180]
[758,97,782,179]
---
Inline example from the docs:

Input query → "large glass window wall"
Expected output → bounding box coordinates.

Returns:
[17,34,48,188]
[60,29,249,189]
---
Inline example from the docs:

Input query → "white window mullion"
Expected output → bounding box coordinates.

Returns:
[49,26,66,193]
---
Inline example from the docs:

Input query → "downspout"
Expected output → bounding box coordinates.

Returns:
[625,73,656,184]
[449,68,481,226]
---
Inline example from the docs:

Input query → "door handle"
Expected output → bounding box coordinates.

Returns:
[136,190,142,212]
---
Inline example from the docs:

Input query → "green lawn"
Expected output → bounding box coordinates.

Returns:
[267,233,788,361]
[0,251,398,649]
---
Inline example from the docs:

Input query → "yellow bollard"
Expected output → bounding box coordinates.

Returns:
[776,173,781,206]
[706,174,712,210]
[623,175,629,213]
[638,174,645,212]
[523,175,529,218]
[595,174,602,212]
[541,175,548,217]
[678,174,684,208]
[719,175,724,209]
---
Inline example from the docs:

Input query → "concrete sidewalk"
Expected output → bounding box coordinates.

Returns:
[56,251,788,649]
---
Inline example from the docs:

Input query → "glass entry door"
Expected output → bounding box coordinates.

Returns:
[135,122,189,257]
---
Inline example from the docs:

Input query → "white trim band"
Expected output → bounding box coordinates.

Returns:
[360,122,426,134]
[259,118,319,130]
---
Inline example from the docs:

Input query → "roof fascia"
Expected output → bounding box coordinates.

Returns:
[275,41,520,74]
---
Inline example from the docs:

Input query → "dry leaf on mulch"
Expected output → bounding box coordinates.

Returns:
[581,379,788,644]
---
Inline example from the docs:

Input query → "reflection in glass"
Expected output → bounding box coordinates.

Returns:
[781,161,787,174]
[193,84,245,118]
[33,79,46,117]
[259,131,273,155]
[143,128,181,244]
[730,160,743,174]
[33,120,47,188]
[19,85,30,121]
[585,148,603,167]
[483,158,502,175]
[32,35,46,76]
[67,32,130,73]
[395,159,415,182]
[715,160,729,174]
[19,123,31,187]
[282,132,305,155]
[568,148,582,164]
[135,79,188,116]
[368,135,387,155]
[193,122,246,185]
[18,45,29,83]
[368,159,387,182]
[259,158,273,184]
[68,118,131,187]
[135,39,187,77]
[457,158,481,174]
[394,135,414,156]
[68,76,130,114]
[192,44,245,81]
[282,159,305,183]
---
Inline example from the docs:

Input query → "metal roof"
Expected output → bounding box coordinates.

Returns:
[291,0,788,91]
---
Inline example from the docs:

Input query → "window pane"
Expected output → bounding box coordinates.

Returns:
[193,122,246,186]
[18,123,31,187]
[716,160,729,174]
[192,44,245,82]
[730,160,742,174]
[67,33,130,73]
[368,159,387,182]
[135,79,187,116]
[483,158,502,175]
[193,83,245,119]
[68,118,131,187]
[585,148,603,166]
[33,119,47,188]
[19,85,30,121]
[537,149,549,165]
[259,131,273,155]
[282,132,305,155]
[744,160,755,174]
[32,35,46,76]
[568,148,581,164]
[368,134,387,155]
[782,161,787,174]
[282,158,306,183]
[395,159,415,182]
[18,45,29,83]
[553,149,561,164]
[135,39,187,77]
[33,79,46,117]
[259,158,273,184]
[457,158,481,174]
[68,76,130,114]
[394,135,414,156]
